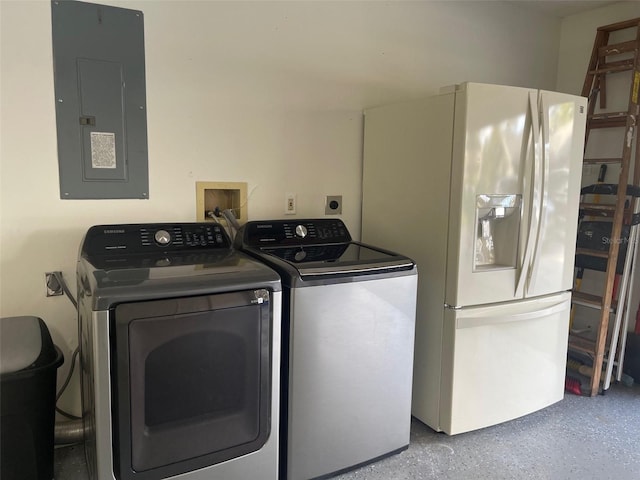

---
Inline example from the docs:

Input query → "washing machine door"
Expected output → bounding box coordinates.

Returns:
[111,288,272,480]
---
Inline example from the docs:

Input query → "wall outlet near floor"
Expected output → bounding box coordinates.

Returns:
[285,193,296,215]
[325,195,342,215]
[45,272,64,297]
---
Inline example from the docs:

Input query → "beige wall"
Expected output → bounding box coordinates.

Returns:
[556,1,640,334]
[0,0,613,414]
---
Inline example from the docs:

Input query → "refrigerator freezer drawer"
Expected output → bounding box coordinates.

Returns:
[440,292,571,435]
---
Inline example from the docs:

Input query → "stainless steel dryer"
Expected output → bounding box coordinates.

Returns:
[235,219,417,480]
[77,223,282,480]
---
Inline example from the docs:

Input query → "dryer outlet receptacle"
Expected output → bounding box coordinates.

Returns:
[45,272,64,297]
[325,195,342,215]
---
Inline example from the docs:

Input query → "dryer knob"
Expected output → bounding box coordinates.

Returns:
[154,229,171,246]
[295,225,308,238]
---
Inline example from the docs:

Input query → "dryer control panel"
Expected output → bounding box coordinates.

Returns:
[241,219,351,247]
[81,223,231,260]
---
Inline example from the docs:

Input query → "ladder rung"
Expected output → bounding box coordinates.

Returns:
[589,60,635,75]
[580,202,616,212]
[579,209,637,223]
[588,111,629,128]
[590,111,629,121]
[571,291,617,313]
[575,248,609,259]
[580,203,616,218]
[568,334,597,356]
[599,40,638,57]
[579,209,615,219]
[583,158,622,165]
[580,183,640,197]
[597,18,640,33]
[579,207,615,218]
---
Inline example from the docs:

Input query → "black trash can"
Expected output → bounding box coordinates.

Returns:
[1,316,64,480]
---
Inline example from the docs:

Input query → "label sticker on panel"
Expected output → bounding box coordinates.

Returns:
[90,132,117,169]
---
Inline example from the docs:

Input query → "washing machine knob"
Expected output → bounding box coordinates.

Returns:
[295,225,308,238]
[154,229,171,246]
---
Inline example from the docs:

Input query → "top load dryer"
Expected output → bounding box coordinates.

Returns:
[77,222,282,480]
[235,218,417,480]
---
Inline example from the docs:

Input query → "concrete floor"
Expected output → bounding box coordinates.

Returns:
[55,383,640,480]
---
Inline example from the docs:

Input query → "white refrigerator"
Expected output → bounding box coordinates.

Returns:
[361,82,586,435]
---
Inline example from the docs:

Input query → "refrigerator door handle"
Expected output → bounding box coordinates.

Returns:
[516,92,541,297]
[527,93,550,293]
[456,300,568,329]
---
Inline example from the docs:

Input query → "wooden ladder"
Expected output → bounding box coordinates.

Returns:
[568,18,640,397]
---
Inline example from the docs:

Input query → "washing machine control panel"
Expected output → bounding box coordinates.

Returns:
[82,223,232,261]
[242,219,351,247]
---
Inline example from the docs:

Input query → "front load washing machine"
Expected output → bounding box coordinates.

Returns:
[235,219,418,480]
[77,223,281,480]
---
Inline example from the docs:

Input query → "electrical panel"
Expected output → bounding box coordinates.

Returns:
[51,0,149,199]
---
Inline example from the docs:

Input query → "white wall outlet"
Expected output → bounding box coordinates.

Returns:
[285,193,296,214]
[325,195,342,215]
